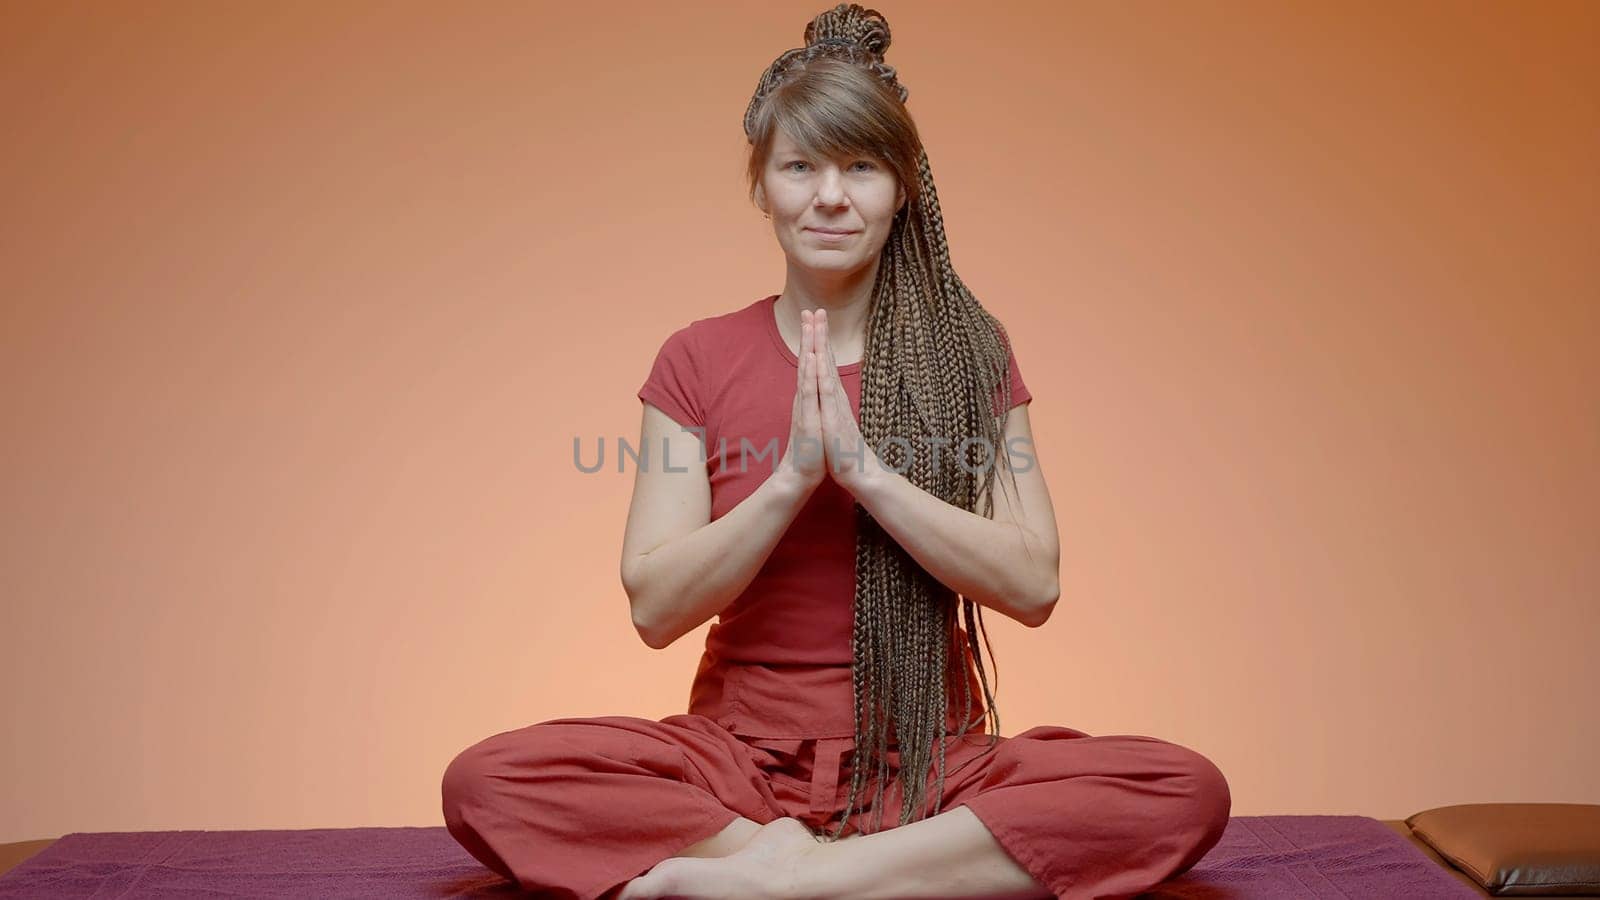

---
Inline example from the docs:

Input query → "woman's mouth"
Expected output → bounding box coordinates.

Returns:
[806,228,858,242]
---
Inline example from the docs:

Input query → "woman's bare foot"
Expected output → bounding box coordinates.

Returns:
[617,816,820,900]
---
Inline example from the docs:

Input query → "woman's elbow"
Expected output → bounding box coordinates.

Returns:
[621,556,662,648]
[1025,570,1060,628]
[634,615,670,649]
[628,590,676,649]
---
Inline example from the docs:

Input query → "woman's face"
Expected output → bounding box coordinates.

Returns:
[757,129,906,274]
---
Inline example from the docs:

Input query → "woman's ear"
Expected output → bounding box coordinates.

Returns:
[755,183,768,217]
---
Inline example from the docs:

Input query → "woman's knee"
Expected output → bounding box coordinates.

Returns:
[438,733,535,883]
[440,717,663,819]
[440,735,503,825]
[1157,741,1233,843]
[440,724,554,820]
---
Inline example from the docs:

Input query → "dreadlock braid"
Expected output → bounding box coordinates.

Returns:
[743,3,1035,839]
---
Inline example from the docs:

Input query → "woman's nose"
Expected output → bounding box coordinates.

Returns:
[813,169,848,206]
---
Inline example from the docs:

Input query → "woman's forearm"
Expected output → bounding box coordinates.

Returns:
[630,470,814,649]
[848,464,1058,626]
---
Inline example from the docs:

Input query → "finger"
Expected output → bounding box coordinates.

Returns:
[815,317,832,410]
[802,335,819,430]
[804,343,818,408]
[819,316,839,398]
[803,350,821,457]
[807,311,824,404]
[817,314,830,382]
[800,319,811,376]
[800,322,812,392]
[793,321,809,415]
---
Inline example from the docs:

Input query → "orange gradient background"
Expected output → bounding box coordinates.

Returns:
[2,1,1595,843]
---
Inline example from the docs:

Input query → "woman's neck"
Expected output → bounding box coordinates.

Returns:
[774,287,872,365]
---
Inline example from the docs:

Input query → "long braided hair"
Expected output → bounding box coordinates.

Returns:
[743,4,1035,838]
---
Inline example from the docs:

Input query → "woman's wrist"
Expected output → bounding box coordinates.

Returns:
[832,444,886,499]
[767,466,819,508]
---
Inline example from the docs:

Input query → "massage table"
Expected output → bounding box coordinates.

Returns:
[3,803,1594,897]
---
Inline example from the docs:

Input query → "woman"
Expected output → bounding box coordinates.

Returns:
[441,5,1230,898]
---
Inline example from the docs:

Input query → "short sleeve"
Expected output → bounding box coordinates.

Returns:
[638,325,706,429]
[992,335,1032,416]
[1005,340,1032,407]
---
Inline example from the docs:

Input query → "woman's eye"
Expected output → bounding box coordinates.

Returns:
[785,160,875,173]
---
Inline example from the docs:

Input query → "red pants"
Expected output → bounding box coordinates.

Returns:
[440,713,1230,899]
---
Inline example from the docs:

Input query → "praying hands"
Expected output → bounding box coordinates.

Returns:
[789,308,883,495]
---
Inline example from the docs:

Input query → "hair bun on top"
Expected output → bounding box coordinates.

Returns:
[742,2,907,141]
[804,3,892,61]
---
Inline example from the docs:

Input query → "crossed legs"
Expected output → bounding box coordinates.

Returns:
[630,805,1051,899]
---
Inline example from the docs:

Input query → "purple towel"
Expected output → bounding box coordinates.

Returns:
[1146,815,1481,898]
[0,815,1479,898]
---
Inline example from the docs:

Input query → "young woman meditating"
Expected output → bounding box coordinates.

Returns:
[442,5,1231,898]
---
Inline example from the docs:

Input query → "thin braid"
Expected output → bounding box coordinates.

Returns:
[745,3,1033,841]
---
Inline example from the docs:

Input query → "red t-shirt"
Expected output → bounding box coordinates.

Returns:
[637,293,1031,739]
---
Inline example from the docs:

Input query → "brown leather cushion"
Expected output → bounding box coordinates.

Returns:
[1406,803,1600,896]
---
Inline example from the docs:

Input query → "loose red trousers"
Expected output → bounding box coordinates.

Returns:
[440,710,1231,899]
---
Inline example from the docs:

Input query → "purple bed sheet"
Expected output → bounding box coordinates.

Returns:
[0,815,1479,898]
